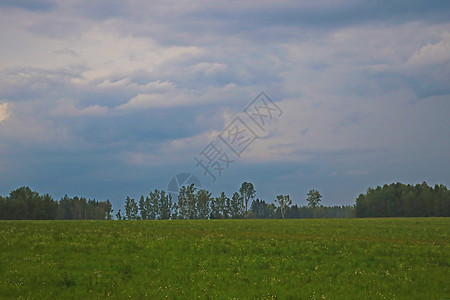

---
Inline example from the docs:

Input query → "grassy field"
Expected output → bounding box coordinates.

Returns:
[0,218,448,299]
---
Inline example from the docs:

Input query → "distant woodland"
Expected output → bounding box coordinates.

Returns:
[0,181,448,220]
[355,182,450,217]
[0,187,112,220]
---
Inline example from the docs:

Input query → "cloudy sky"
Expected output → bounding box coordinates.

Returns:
[1,0,449,209]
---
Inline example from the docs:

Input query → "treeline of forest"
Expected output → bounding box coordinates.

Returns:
[118,182,353,220]
[0,187,113,220]
[1,182,449,220]
[355,182,450,217]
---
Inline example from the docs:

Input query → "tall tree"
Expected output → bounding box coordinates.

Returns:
[218,192,229,219]
[275,194,292,219]
[139,195,148,220]
[148,190,160,220]
[196,189,212,219]
[186,184,197,219]
[239,182,255,218]
[171,202,179,220]
[224,194,231,219]
[105,199,113,220]
[177,184,197,219]
[230,192,243,219]
[212,192,229,219]
[159,190,172,220]
[124,196,139,220]
[177,186,189,219]
[306,189,322,218]
[210,196,219,219]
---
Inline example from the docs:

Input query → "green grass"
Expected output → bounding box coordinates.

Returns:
[0,218,449,299]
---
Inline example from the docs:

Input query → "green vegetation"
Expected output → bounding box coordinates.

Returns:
[4,181,449,221]
[0,187,113,220]
[1,218,448,299]
[355,182,450,217]
[123,184,354,220]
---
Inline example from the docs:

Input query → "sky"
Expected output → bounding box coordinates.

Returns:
[1,0,449,210]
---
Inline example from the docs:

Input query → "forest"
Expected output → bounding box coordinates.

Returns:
[118,183,353,220]
[355,182,450,217]
[0,187,113,220]
[0,181,449,220]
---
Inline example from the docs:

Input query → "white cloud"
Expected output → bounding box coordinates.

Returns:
[50,99,110,116]
[97,79,173,91]
[404,33,450,69]
[116,92,190,110]
[190,62,228,75]
[406,40,450,67]
[0,102,9,122]
[116,83,247,111]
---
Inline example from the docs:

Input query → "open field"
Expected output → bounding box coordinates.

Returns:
[0,218,449,299]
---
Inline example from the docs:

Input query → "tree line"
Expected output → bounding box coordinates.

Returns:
[1,181,448,220]
[355,182,450,217]
[119,186,245,220]
[119,182,354,220]
[0,187,113,220]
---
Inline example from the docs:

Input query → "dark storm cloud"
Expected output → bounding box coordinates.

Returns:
[132,0,450,45]
[60,0,450,49]
[187,1,450,30]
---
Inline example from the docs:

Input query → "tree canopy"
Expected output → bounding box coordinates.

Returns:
[1,181,448,220]
[0,187,112,220]
[355,182,450,217]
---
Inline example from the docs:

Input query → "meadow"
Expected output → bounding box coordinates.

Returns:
[0,218,448,299]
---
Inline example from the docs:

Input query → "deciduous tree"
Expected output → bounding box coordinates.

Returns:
[239,182,255,218]
[275,194,292,219]
[306,189,322,218]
